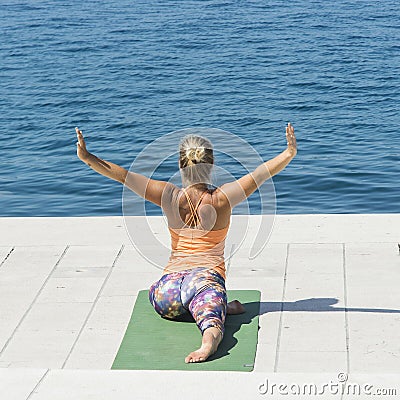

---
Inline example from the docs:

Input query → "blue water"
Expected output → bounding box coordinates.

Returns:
[1,0,399,216]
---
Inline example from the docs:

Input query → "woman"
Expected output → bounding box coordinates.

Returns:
[76,124,297,363]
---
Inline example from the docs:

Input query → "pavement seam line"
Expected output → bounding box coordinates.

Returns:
[61,243,125,368]
[273,242,289,372]
[342,243,350,374]
[0,246,15,268]
[26,368,50,400]
[225,243,236,278]
[0,245,70,357]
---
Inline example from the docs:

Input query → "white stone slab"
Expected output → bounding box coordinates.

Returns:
[347,313,400,372]
[52,266,110,279]
[285,273,345,301]
[35,245,123,302]
[279,312,347,352]
[35,276,109,303]
[345,242,400,309]
[62,352,117,370]
[63,295,136,369]
[346,271,400,309]
[112,245,162,271]
[0,246,66,283]
[56,245,122,269]
[117,245,171,272]
[8,301,93,333]
[0,368,47,400]
[228,243,287,276]
[254,342,277,372]
[0,246,66,351]
[287,243,343,275]
[277,351,347,373]
[28,370,346,400]
[2,354,69,369]
[0,302,92,368]
[1,215,399,388]
[346,283,400,310]
[0,216,129,246]
[101,269,158,296]
[1,215,399,246]
[267,214,400,244]
[225,276,283,299]
[345,242,399,276]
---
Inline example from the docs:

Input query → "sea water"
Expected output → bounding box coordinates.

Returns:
[1,0,399,216]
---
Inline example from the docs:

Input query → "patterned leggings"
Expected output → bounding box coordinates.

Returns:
[148,267,227,337]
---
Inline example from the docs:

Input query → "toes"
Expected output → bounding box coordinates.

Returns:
[185,351,206,363]
[185,354,194,363]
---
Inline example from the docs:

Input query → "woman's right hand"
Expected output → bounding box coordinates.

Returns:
[75,127,90,162]
[286,122,297,157]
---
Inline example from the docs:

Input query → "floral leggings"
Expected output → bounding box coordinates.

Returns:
[148,267,227,337]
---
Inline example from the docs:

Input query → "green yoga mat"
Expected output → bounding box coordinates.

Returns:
[111,289,261,372]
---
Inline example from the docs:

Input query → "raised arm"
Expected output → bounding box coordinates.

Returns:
[219,123,297,208]
[75,127,174,206]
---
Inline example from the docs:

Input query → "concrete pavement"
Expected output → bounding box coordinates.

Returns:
[0,214,399,399]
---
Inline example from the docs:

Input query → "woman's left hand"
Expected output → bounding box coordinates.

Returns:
[286,122,297,157]
[75,127,90,162]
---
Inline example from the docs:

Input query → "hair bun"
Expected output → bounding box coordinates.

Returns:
[186,146,205,162]
[194,146,205,161]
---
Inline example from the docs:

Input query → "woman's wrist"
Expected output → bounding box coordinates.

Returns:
[82,151,94,165]
[285,147,297,159]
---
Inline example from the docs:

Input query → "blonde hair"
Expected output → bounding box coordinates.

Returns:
[179,134,214,187]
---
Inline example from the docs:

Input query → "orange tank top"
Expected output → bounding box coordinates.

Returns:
[163,188,230,280]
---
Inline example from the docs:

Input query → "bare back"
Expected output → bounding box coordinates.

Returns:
[163,186,231,231]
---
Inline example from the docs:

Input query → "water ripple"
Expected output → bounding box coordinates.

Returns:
[0,0,399,216]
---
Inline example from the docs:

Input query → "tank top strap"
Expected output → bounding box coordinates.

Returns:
[182,188,207,227]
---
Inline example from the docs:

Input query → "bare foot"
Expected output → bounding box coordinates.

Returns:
[227,300,246,314]
[185,327,222,363]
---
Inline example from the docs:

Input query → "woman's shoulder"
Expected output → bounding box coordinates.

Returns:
[207,186,230,209]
